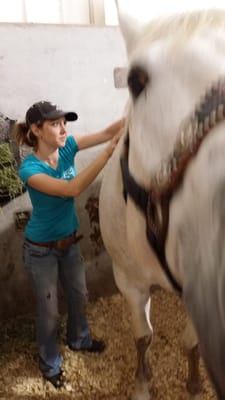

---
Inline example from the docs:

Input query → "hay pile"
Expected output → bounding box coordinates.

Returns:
[0,143,23,204]
[0,290,216,400]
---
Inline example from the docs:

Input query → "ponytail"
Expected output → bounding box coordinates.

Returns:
[13,121,38,148]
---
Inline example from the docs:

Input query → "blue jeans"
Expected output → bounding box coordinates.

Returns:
[23,239,92,378]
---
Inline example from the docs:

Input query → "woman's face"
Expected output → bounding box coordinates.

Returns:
[34,117,68,148]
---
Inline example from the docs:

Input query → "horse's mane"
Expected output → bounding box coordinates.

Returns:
[138,9,225,45]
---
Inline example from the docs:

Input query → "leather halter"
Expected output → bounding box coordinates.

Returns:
[120,78,225,294]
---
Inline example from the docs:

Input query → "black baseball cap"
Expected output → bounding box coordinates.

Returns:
[25,101,78,126]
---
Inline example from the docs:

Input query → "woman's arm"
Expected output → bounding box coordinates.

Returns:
[75,118,125,150]
[27,133,121,198]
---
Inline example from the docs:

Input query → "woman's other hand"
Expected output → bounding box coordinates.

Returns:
[104,131,122,157]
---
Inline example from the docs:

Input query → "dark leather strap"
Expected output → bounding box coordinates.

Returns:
[25,238,55,247]
[120,134,182,293]
[25,231,83,249]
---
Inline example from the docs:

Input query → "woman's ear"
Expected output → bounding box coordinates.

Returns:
[30,123,41,137]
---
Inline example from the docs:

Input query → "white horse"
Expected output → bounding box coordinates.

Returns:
[99,3,225,400]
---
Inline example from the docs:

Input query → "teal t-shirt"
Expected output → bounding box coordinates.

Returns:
[19,135,79,242]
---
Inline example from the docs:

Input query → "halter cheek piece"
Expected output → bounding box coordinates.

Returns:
[120,78,225,294]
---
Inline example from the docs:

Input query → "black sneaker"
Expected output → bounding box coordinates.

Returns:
[44,370,65,389]
[86,339,105,353]
[68,339,105,353]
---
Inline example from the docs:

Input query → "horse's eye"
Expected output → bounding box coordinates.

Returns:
[127,66,149,98]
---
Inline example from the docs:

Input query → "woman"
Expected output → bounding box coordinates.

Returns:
[14,100,124,388]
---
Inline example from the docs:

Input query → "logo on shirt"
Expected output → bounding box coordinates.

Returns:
[62,167,75,180]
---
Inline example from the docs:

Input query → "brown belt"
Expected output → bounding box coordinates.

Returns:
[26,231,83,251]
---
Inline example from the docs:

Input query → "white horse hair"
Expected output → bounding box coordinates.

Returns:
[99,2,225,399]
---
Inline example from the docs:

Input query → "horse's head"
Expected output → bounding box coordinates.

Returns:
[117,4,225,181]
[116,2,225,397]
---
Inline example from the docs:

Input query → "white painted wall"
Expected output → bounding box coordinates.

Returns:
[0,23,128,318]
[0,23,127,128]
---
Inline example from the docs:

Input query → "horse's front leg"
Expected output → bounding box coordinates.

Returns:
[131,295,152,400]
[114,266,153,400]
[182,317,201,398]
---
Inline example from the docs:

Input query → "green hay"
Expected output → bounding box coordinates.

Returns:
[0,142,23,202]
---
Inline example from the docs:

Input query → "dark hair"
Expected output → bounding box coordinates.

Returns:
[13,121,43,149]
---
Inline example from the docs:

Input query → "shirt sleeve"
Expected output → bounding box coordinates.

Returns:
[19,158,47,185]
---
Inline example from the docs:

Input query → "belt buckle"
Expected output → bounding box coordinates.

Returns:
[54,231,82,251]
[55,237,72,251]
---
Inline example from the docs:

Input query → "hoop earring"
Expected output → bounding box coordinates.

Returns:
[27,129,32,144]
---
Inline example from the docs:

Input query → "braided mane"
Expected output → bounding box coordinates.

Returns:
[150,78,225,197]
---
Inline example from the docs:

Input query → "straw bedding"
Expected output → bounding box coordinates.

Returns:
[0,290,216,400]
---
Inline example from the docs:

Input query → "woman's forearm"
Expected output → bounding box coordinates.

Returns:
[104,118,125,138]
[66,149,110,197]
[75,118,125,149]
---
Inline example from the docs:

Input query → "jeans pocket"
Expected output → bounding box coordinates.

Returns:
[29,245,51,258]
[23,240,51,268]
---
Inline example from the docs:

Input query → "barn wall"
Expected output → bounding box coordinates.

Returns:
[0,23,128,319]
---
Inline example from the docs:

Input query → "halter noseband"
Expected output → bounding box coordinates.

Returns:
[120,78,225,294]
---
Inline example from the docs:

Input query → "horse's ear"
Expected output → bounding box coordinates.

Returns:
[115,0,144,55]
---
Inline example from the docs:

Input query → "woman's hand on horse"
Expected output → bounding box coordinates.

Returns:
[104,117,126,138]
[104,131,122,157]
